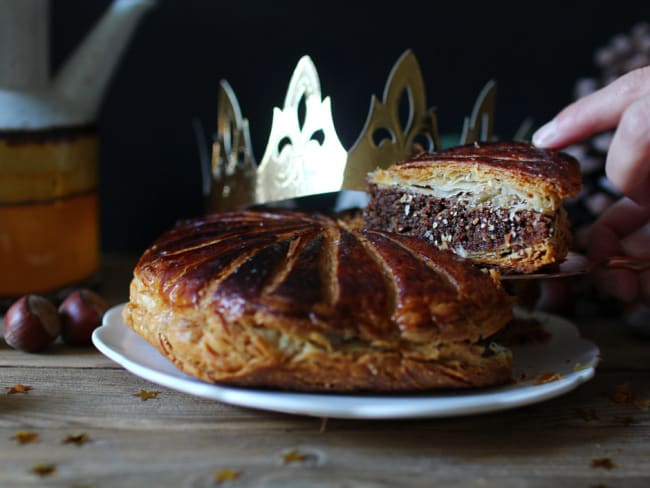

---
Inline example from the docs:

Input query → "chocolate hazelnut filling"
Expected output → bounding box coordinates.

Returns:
[363,185,554,259]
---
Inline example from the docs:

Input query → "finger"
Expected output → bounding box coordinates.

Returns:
[587,212,639,302]
[533,66,650,148]
[589,210,650,304]
[590,198,650,240]
[619,222,650,303]
[588,216,624,262]
[605,96,650,205]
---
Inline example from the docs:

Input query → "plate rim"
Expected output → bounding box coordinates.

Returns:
[92,304,599,419]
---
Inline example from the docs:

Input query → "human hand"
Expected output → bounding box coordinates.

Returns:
[588,198,650,305]
[533,66,650,206]
[532,66,650,305]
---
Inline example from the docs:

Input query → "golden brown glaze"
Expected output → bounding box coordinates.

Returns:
[365,141,581,273]
[125,210,514,391]
[135,210,510,342]
[399,141,582,199]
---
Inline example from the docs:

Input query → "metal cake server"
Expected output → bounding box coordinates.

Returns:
[500,252,650,281]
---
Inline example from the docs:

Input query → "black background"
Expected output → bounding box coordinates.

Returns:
[50,1,647,254]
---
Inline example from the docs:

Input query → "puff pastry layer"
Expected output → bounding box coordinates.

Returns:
[364,141,582,273]
[124,210,513,391]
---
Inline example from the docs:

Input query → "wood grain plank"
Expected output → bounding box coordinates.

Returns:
[0,342,117,368]
[0,366,648,432]
[0,367,649,487]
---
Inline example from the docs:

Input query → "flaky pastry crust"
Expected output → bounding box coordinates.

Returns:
[123,210,513,391]
[365,141,582,273]
[373,141,581,204]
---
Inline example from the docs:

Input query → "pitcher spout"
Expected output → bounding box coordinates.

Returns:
[53,0,155,124]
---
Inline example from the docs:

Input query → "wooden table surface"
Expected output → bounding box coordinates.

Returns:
[1,255,649,488]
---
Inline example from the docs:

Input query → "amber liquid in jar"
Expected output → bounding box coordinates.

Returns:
[0,126,100,298]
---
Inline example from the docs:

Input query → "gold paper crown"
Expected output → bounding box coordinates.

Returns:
[207,49,501,213]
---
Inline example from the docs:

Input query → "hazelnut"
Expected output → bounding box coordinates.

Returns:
[58,289,109,345]
[4,295,61,352]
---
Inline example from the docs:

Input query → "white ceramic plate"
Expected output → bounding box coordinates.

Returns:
[93,305,599,419]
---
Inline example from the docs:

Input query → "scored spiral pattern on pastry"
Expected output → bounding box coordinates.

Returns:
[124,210,514,391]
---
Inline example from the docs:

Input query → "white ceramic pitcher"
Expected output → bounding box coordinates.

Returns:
[0,0,155,299]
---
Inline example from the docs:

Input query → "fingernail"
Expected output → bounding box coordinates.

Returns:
[532,119,558,147]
